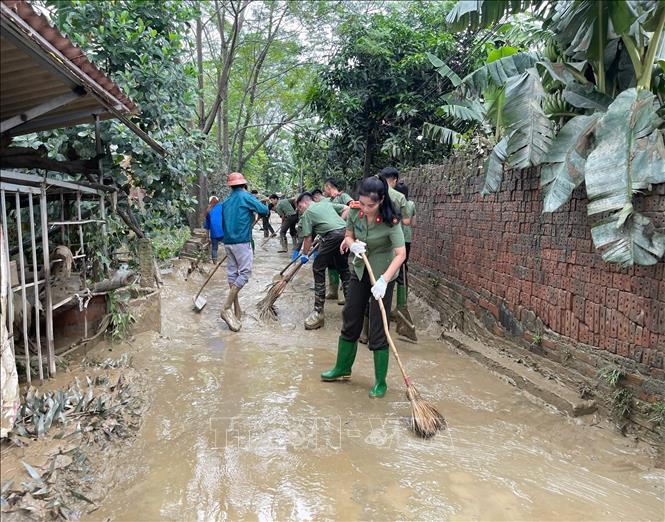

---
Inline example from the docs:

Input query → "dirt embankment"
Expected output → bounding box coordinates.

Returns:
[1,349,151,520]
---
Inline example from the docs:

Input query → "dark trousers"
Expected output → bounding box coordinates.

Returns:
[313,229,349,311]
[396,242,411,286]
[341,269,395,350]
[279,214,298,239]
[262,214,275,237]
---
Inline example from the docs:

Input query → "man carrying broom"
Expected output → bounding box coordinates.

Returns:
[296,192,351,330]
[321,175,406,398]
[219,172,269,332]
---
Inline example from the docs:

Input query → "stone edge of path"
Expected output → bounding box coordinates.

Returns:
[441,329,597,417]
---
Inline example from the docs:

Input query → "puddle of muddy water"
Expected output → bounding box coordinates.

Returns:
[83,228,663,522]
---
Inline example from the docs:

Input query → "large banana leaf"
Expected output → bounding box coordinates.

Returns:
[483,85,507,139]
[422,122,464,145]
[585,88,665,265]
[481,135,509,195]
[540,114,600,212]
[503,69,554,168]
[591,212,665,266]
[563,82,613,110]
[586,88,663,215]
[426,52,462,87]
[439,100,486,122]
[445,0,547,32]
[461,52,540,93]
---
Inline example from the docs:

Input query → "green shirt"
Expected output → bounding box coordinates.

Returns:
[275,198,296,218]
[388,186,412,220]
[331,192,353,205]
[346,208,405,282]
[402,200,416,243]
[300,200,346,237]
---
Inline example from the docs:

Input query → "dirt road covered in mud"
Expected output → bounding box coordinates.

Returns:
[89,230,663,521]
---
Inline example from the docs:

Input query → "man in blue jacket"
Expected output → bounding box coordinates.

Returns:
[204,195,223,262]
[220,172,269,332]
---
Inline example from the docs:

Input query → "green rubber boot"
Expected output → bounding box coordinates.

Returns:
[321,337,358,381]
[369,348,389,398]
[326,269,339,300]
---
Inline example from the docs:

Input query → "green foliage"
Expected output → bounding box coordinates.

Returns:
[307,2,479,180]
[36,0,201,232]
[108,291,135,341]
[611,388,633,419]
[597,365,625,387]
[648,401,665,427]
[439,0,665,266]
[151,227,191,261]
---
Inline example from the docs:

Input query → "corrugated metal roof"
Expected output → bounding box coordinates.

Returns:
[0,0,165,154]
[1,0,136,113]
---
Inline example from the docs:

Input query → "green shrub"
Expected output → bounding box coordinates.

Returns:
[151,227,191,261]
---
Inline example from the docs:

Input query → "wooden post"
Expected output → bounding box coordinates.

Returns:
[137,238,156,285]
[28,194,44,382]
[60,192,66,245]
[15,193,31,384]
[40,187,55,377]
[0,189,14,357]
[95,115,108,260]
[76,190,84,256]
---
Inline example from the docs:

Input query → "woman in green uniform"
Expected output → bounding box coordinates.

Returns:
[320,176,406,398]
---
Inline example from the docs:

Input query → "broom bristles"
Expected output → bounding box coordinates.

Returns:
[406,383,446,438]
[257,278,289,320]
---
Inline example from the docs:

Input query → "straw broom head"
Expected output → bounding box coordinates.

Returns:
[405,382,446,438]
[257,278,289,321]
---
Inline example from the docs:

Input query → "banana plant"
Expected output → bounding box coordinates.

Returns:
[434,0,665,266]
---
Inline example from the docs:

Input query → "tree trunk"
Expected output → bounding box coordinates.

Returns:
[362,131,375,178]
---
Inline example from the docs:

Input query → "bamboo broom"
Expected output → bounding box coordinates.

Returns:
[359,252,446,438]
[257,241,320,321]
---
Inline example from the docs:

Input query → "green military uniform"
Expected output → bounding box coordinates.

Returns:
[275,198,296,218]
[387,187,412,316]
[275,198,298,252]
[321,207,405,398]
[401,200,415,243]
[324,196,350,302]
[300,201,346,237]
[346,208,405,282]
[330,192,353,205]
[300,200,352,329]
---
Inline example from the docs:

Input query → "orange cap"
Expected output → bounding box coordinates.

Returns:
[227,172,248,187]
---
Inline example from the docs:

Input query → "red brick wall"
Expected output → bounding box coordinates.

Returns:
[402,159,665,380]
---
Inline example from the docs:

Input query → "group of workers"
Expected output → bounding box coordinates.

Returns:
[204,167,416,398]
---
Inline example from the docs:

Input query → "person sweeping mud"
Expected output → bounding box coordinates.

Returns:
[394,181,416,320]
[296,192,351,330]
[356,167,413,344]
[323,177,353,305]
[321,175,406,398]
[220,172,269,332]
[269,194,298,253]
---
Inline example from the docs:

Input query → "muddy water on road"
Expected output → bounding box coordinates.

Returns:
[91,236,663,521]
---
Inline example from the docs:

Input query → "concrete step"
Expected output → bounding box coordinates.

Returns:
[443,330,597,417]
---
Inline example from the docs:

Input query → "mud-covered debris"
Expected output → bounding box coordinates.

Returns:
[82,353,132,369]
[1,370,146,520]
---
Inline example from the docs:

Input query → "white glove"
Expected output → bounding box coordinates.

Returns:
[371,275,387,300]
[349,240,367,258]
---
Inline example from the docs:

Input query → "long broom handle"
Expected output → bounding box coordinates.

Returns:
[359,253,412,387]
[194,255,227,300]
[278,234,320,275]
